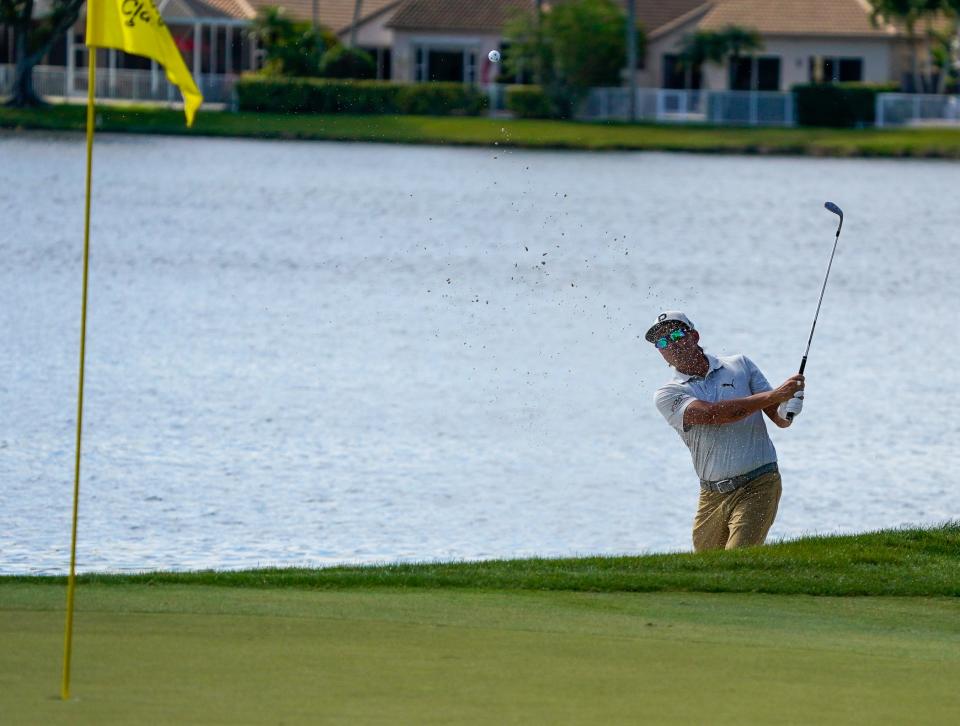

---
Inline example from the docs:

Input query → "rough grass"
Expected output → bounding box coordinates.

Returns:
[5,523,959,596]
[4,103,960,157]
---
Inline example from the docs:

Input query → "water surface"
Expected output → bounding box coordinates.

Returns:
[1,131,957,573]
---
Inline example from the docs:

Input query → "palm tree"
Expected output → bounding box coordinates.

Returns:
[676,26,762,90]
[676,30,726,89]
[718,25,763,89]
[867,0,947,91]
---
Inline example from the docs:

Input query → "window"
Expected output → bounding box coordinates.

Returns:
[427,50,464,82]
[381,49,392,80]
[662,54,701,89]
[729,56,780,91]
[414,47,478,83]
[415,47,427,81]
[465,50,476,83]
[360,46,392,80]
[809,56,863,83]
[757,57,780,90]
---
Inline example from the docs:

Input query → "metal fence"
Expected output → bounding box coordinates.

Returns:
[581,88,796,126]
[18,67,960,129]
[876,93,960,127]
[0,64,236,106]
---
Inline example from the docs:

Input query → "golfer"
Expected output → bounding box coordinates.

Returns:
[647,312,804,552]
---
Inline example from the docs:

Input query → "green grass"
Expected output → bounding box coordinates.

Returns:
[4,103,960,157]
[2,586,960,724]
[6,524,960,596]
[3,526,959,722]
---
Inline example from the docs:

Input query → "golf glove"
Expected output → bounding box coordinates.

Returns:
[779,391,804,421]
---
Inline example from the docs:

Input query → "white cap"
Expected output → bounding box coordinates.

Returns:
[644,311,695,343]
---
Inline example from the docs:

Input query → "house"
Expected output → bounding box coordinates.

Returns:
[245,0,403,78]
[0,0,401,82]
[376,0,711,84]
[2,0,935,94]
[645,0,913,92]
[382,0,527,84]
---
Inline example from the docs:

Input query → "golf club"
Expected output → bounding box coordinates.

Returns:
[786,201,844,421]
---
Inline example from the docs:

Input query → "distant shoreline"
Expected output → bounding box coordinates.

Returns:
[5,104,960,158]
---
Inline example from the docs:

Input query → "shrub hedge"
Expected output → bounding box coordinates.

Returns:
[235,76,488,116]
[318,46,376,80]
[396,83,488,116]
[793,82,899,128]
[505,86,556,119]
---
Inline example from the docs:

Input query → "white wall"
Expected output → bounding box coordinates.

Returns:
[349,8,398,48]
[392,31,503,83]
[761,36,896,88]
[649,23,902,90]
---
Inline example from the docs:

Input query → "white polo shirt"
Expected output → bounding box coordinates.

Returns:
[654,352,777,483]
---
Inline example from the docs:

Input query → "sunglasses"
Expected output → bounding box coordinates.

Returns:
[655,328,686,349]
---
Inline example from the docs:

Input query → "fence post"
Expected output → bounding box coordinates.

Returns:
[875,93,883,127]
[913,94,920,123]
[66,30,75,98]
[786,92,794,127]
[749,91,758,126]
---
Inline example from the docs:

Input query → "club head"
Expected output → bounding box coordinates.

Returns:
[824,201,843,220]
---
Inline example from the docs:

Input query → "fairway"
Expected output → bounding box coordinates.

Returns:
[2,584,959,724]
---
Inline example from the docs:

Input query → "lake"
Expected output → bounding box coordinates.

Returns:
[1,131,957,573]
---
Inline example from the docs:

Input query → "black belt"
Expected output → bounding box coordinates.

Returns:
[700,462,778,494]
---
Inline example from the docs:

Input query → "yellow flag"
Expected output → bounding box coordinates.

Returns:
[85,0,203,125]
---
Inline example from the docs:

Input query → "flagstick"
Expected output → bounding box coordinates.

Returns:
[62,54,97,702]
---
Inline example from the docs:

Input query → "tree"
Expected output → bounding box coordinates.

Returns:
[505,0,636,118]
[867,0,952,91]
[318,45,375,79]
[676,30,726,89]
[253,6,337,78]
[676,26,761,90]
[1,0,86,107]
[717,25,763,89]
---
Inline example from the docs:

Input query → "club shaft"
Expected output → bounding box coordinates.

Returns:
[799,227,842,369]
[787,213,842,421]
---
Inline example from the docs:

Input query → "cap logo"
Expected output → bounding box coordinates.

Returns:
[658,313,667,322]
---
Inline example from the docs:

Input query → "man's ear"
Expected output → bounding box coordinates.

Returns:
[690,329,700,345]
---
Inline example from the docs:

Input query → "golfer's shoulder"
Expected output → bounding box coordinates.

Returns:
[653,380,690,406]
[719,353,756,372]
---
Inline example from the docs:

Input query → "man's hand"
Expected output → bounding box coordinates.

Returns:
[777,391,804,422]
[770,374,805,405]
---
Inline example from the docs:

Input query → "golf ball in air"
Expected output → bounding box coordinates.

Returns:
[488,50,501,63]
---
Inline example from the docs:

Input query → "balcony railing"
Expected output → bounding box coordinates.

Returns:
[581,88,796,126]
[876,93,960,127]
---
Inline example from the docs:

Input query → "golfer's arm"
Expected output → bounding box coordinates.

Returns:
[763,404,792,428]
[683,392,778,427]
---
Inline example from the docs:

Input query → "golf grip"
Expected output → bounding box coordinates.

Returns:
[786,356,808,421]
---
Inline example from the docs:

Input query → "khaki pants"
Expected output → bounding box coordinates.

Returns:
[692,471,782,552]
